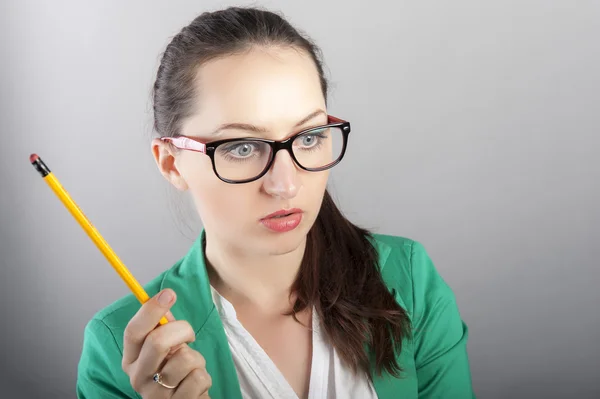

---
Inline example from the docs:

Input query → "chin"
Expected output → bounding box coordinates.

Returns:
[266,242,303,256]
[256,224,310,256]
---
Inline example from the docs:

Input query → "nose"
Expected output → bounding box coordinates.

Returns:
[261,150,301,199]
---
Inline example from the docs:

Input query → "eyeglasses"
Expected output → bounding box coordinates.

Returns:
[161,115,351,184]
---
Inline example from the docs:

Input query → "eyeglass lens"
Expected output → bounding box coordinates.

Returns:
[213,126,344,182]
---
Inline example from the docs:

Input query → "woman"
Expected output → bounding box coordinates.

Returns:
[77,6,474,399]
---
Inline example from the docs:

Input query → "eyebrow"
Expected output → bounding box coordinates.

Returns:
[209,109,327,136]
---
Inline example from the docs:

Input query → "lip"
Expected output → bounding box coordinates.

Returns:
[260,208,303,233]
[261,208,303,220]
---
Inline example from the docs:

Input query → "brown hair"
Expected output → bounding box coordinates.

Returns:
[152,6,411,380]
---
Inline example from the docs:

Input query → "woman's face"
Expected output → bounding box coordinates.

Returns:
[153,47,330,256]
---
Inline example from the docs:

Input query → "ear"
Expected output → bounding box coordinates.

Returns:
[151,138,189,191]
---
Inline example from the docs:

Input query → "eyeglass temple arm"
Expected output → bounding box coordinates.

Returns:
[161,137,207,153]
[328,115,346,124]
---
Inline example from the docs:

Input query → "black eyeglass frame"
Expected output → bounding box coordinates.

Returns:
[161,115,351,184]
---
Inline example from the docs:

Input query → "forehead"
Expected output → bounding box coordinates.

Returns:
[182,47,326,137]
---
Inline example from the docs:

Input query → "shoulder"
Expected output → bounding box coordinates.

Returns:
[369,234,474,396]
[369,233,455,318]
[369,232,430,283]
[82,252,188,338]
[79,266,171,358]
[89,269,170,334]
[369,232,415,265]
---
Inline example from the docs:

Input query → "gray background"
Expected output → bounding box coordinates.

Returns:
[1,0,598,398]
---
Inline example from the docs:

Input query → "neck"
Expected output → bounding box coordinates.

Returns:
[204,232,306,312]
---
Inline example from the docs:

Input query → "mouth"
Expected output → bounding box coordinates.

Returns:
[260,208,303,233]
[271,212,294,218]
[261,208,303,220]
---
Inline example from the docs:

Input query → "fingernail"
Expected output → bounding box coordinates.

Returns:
[158,290,173,306]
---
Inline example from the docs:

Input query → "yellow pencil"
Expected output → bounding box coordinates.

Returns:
[30,153,168,325]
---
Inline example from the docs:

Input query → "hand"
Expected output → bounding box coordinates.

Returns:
[122,289,212,398]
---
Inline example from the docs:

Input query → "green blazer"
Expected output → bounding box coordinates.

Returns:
[76,233,475,398]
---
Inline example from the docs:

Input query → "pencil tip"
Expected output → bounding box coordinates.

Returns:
[29,153,39,163]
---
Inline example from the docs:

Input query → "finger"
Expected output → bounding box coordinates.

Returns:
[165,310,177,323]
[134,319,196,380]
[173,368,212,399]
[122,289,177,366]
[153,346,206,391]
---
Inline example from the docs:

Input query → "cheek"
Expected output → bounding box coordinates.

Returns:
[305,170,329,196]
[178,155,254,229]
[298,170,330,219]
[192,185,242,228]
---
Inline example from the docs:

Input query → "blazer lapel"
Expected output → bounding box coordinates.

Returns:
[190,308,244,399]
[160,231,243,399]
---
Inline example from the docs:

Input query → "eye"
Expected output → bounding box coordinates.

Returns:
[231,143,253,157]
[300,134,319,148]
[222,141,260,158]
[294,129,328,151]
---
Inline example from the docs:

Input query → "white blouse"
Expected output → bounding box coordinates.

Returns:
[210,287,379,399]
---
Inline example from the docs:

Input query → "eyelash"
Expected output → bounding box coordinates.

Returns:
[295,131,327,151]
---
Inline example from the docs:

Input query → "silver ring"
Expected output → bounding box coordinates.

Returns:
[153,372,177,389]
